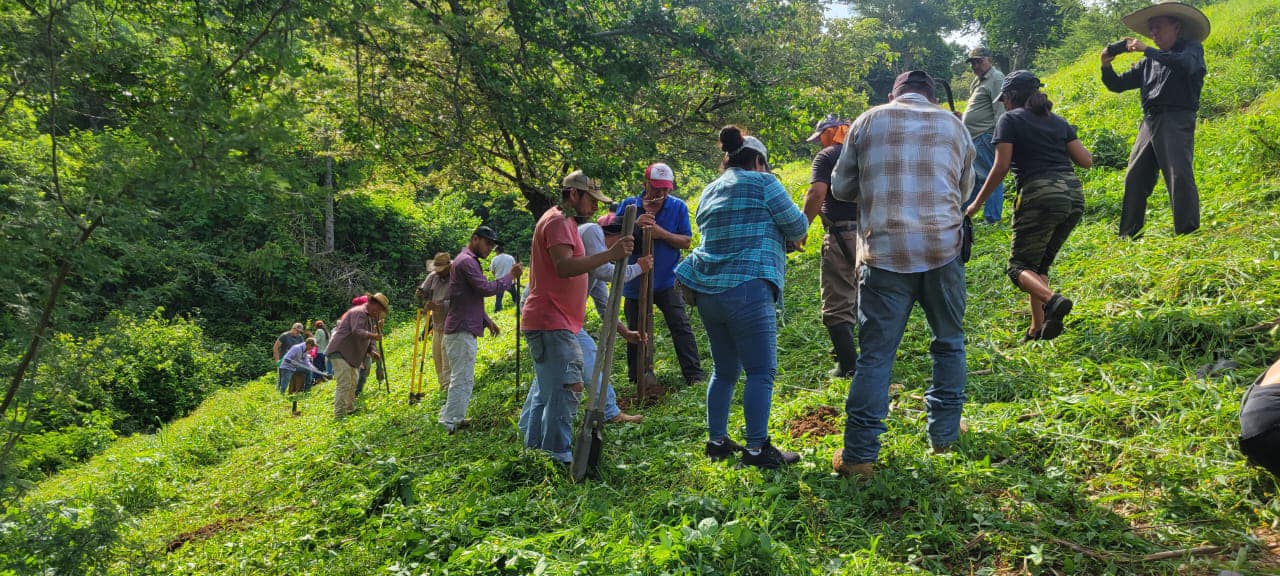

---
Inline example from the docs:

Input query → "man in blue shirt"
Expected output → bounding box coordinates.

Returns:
[616,163,705,386]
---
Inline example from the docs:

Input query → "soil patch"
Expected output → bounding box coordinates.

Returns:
[166,516,255,552]
[789,405,841,439]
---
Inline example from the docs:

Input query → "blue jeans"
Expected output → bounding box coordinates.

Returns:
[276,368,294,394]
[521,330,585,463]
[965,132,1004,223]
[841,258,967,464]
[696,279,778,450]
[520,329,624,455]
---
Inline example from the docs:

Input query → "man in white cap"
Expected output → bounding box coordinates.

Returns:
[521,170,634,464]
[961,47,1007,224]
[615,162,704,387]
[1102,0,1209,237]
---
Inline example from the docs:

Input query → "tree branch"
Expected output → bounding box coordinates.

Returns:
[216,0,296,80]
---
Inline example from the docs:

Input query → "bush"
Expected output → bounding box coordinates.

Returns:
[1083,128,1129,169]
[3,311,235,491]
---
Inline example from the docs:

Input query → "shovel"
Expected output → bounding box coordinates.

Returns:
[571,205,637,482]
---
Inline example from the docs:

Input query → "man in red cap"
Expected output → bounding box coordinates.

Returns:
[615,163,704,387]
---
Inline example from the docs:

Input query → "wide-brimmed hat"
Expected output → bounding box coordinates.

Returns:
[369,292,390,311]
[428,252,452,273]
[562,170,613,203]
[1123,1,1210,43]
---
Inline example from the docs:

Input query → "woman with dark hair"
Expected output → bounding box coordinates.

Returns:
[966,70,1093,342]
[1241,358,1280,480]
[675,125,808,469]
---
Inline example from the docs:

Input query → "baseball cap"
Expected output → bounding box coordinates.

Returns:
[892,70,936,98]
[742,136,768,168]
[967,47,994,61]
[806,114,849,143]
[473,225,500,244]
[996,70,1044,102]
[562,170,613,203]
[644,163,675,190]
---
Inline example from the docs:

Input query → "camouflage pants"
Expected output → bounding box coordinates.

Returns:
[1007,173,1084,288]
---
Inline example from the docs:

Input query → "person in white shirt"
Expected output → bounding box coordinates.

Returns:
[489,245,517,312]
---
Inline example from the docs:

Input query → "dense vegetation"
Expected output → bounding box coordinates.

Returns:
[3,0,1279,572]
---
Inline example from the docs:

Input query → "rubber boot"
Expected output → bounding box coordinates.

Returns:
[826,323,858,378]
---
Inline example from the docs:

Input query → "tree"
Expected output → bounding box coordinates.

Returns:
[961,0,1071,70]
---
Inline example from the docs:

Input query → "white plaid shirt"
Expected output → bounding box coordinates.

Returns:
[831,93,975,274]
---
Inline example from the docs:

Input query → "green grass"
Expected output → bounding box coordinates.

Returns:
[6,0,1280,573]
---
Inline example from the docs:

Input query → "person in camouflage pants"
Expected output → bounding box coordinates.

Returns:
[966,70,1093,342]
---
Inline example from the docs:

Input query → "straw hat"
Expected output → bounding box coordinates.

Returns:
[369,292,390,311]
[428,252,452,273]
[1123,1,1210,42]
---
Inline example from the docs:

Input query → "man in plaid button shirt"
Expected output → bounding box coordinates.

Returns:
[829,70,975,479]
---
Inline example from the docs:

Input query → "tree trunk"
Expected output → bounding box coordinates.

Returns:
[324,146,335,253]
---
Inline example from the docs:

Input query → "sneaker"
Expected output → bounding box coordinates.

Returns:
[831,449,874,478]
[704,438,745,462]
[1040,294,1074,340]
[607,412,644,424]
[740,439,801,469]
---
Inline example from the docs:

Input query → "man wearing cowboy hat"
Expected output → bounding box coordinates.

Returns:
[327,292,390,419]
[418,252,453,390]
[1101,0,1209,238]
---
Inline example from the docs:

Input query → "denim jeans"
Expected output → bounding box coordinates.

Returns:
[522,329,585,462]
[521,329,623,448]
[695,278,778,450]
[965,132,1005,223]
[841,257,967,464]
[276,368,294,394]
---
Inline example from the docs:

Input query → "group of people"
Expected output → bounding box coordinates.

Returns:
[275,2,1280,481]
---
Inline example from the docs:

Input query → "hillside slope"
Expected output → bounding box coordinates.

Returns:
[6,0,1280,573]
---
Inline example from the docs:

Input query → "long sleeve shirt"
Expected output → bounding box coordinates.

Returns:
[578,222,642,320]
[675,169,807,301]
[1101,40,1206,114]
[444,247,513,336]
[324,304,379,367]
[281,343,326,375]
[831,92,974,274]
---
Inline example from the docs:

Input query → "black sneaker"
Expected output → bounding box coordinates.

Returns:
[1040,294,1074,341]
[740,439,801,469]
[705,438,745,462]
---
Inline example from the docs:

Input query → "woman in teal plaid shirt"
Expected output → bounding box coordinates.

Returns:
[676,125,809,470]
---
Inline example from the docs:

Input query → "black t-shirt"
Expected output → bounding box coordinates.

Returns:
[992,108,1079,186]
[1241,374,1280,440]
[810,144,858,222]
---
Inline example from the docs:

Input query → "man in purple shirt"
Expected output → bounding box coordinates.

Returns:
[439,225,523,433]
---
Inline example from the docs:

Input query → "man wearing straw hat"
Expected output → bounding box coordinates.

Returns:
[327,292,389,419]
[1101,0,1209,238]
[418,252,453,390]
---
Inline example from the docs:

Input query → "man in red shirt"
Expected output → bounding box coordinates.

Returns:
[521,170,633,464]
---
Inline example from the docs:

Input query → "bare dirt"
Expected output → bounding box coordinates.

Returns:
[788,405,841,440]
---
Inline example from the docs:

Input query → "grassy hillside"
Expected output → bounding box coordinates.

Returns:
[6,0,1280,573]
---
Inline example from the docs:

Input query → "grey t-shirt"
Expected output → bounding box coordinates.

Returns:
[964,68,1005,137]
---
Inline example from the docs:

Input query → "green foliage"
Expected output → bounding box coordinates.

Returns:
[962,0,1071,70]
[2,312,234,494]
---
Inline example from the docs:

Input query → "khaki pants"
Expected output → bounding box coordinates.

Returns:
[821,226,859,326]
[333,357,360,419]
[429,311,451,391]
[439,332,478,429]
